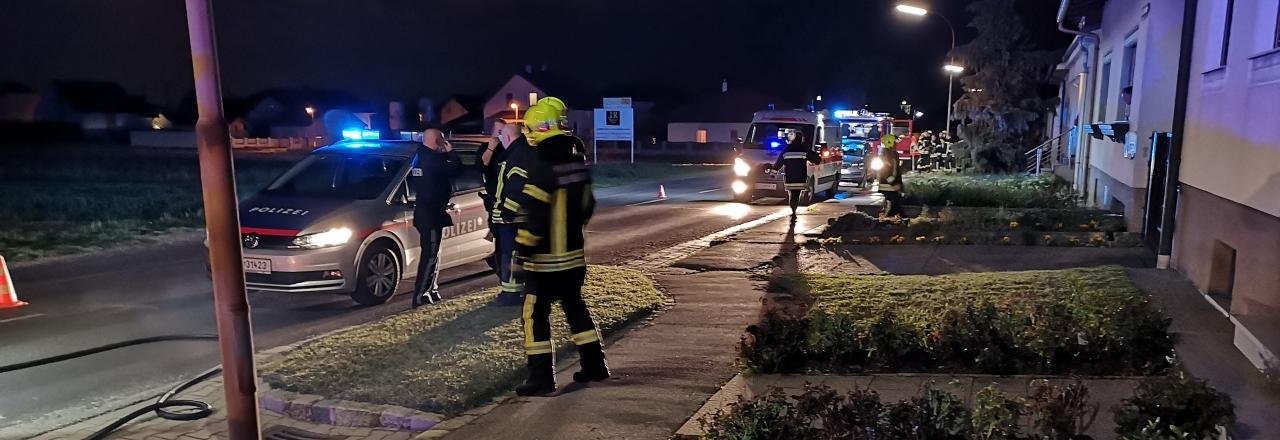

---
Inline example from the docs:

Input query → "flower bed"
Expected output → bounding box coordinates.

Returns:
[903,173,1077,209]
[822,207,1141,247]
[261,266,666,415]
[698,372,1233,440]
[741,267,1173,375]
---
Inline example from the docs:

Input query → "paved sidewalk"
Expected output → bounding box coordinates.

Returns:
[25,373,416,440]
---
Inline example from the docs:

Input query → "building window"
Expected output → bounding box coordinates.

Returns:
[1120,36,1138,120]
[1274,1,1280,48]
[528,92,538,105]
[1097,58,1112,121]
[695,129,708,143]
[1220,0,1236,66]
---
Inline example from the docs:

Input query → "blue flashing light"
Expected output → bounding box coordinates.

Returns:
[341,128,380,140]
[769,140,782,149]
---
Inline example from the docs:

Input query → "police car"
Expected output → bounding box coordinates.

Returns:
[236,129,492,306]
[731,110,843,203]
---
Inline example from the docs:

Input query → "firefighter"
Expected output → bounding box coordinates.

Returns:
[772,130,820,218]
[879,134,905,219]
[495,97,607,396]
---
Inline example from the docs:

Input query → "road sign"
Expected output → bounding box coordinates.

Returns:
[602,97,632,109]
[594,108,633,141]
[593,107,635,163]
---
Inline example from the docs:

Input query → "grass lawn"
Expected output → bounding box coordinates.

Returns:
[904,172,1077,209]
[0,146,290,261]
[262,266,667,415]
[591,163,726,188]
[746,266,1172,375]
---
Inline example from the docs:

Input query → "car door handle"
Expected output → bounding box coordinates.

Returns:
[446,203,461,213]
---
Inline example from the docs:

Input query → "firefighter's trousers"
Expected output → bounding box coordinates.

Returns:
[521,266,600,358]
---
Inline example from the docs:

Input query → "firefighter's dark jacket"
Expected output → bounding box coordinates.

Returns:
[491,134,595,272]
[773,141,821,185]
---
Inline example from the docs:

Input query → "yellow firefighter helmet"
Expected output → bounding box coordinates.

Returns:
[881,134,897,148]
[522,97,569,145]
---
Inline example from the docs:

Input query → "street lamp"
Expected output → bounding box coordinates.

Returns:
[895,3,959,134]
[304,106,315,123]
[510,102,519,120]
[895,4,928,16]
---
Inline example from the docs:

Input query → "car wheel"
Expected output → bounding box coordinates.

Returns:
[351,243,401,306]
[485,252,498,271]
[801,179,816,205]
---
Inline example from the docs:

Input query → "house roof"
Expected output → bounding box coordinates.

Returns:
[446,94,485,110]
[1059,0,1107,32]
[668,90,796,123]
[237,88,374,126]
[519,72,595,109]
[46,80,153,114]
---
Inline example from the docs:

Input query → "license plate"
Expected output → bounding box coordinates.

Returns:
[243,258,272,274]
[755,183,777,190]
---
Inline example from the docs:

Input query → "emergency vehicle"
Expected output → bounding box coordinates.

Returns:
[234,129,493,306]
[731,110,843,203]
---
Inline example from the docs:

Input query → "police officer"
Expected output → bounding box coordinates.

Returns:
[879,134,905,219]
[772,130,820,218]
[482,121,527,306]
[411,128,462,307]
[495,97,607,396]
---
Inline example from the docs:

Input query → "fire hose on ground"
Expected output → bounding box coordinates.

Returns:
[0,334,221,440]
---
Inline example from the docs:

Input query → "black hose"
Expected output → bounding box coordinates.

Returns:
[0,334,222,440]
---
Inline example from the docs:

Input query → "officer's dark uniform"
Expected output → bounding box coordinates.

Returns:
[772,135,820,215]
[494,132,606,396]
[410,144,461,306]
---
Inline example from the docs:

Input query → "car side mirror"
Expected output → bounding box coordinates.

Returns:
[736,137,744,143]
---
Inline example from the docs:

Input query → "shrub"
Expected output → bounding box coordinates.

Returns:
[740,311,810,373]
[1113,373,1235,440]
[1029,379,1098,440]
[700,388,818,440]
[759,267,1173,375]
[905,173,1076,209]
[972,385,1026,440]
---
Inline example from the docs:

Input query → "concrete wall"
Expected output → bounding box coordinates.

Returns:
[1173,0,1280,373]
[667,122,749,143]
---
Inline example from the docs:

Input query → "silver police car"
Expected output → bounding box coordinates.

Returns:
[237,132,492,306]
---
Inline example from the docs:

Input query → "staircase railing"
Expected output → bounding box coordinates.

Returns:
[1024,133,1066,175]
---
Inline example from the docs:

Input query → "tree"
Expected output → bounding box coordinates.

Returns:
[950,0,1061,172]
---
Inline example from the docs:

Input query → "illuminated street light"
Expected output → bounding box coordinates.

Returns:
[304,106,316,123]
[895,4,928,16]
[510,102,520,120]
[915,111,925,118]
[944,64,965,73]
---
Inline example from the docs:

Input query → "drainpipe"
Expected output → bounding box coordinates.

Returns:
[1156,0,1199,268]
[1057,0,1100,200]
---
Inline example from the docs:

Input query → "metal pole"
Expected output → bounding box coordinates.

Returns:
[183,0,262,438]
[945,73,954,134]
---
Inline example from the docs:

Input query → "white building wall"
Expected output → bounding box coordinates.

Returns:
[1181,0,1280,217]
[667,122,749,143]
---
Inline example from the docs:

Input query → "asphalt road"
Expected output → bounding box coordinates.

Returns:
[0,169,810,436]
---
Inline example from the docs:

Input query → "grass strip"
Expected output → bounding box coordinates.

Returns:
[262,265,667,415]
[591,163,725,188]
[746,266,1172,375]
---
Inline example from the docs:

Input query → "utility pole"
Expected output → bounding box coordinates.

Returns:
[183,0,262,438]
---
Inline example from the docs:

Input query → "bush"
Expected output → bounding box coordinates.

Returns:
[701,388,818,440]
[1030,379,1098,440]
[972,385,1025,440]
[755,267,1173,375]
[702,384,971,440]
[905,173,1076,209]
[1113,373,1235,440]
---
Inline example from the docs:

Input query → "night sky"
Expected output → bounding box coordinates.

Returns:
[0,0,1071,129]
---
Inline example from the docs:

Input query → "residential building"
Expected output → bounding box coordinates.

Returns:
[0,82,39,122]
[666,89,792,144]
[33,80,155,137]
[1055,0,1188,232]
[1173,0,1280,373]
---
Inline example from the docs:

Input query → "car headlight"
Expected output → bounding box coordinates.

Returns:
[732,180,748,194]
[870,157,885,171]
[733,157,752,177]
[291,227,353,249]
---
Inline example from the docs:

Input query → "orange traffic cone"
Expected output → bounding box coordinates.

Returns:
[657,185,667,200]
[0,256,27,309]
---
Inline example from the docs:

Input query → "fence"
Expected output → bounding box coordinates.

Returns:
[130,130,313,151]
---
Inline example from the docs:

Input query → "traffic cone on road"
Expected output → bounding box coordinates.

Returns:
[0,256,28,309]
[657,185,667,200]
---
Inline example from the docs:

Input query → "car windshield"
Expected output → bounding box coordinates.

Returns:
[743,123,816,150]
[262,153,406,200]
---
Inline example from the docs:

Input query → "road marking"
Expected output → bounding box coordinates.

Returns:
[697,188,721,194]
[0,313,45,324]
[625,198,667,207]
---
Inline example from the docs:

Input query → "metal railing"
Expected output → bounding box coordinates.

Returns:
[1024,132,1066,175]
